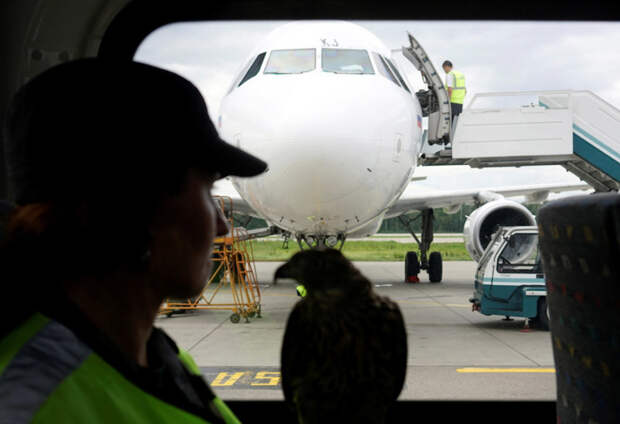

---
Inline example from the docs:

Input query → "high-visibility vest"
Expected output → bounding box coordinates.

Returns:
[446,70,466,104]
[296,285,307,297]
[0,313,240,424]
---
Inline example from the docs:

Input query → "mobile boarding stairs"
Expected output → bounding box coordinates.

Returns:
[403,33,620,192]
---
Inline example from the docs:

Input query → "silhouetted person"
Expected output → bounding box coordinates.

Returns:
[0,59,266,423]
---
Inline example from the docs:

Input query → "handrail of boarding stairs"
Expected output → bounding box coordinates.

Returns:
[465,89,620,113]
[466,89,576,110]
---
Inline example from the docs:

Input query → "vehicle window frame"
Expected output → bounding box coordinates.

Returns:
[321,48,375,75]
[124,17,568,414]
[263,48,316,75]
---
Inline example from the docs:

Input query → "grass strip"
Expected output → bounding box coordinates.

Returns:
[249,241,472,262]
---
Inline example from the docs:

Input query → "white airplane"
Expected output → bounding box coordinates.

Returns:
[215,21,588,282]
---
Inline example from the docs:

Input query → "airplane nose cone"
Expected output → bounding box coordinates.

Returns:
[223,74,412,233]
[263,81,385,213]
[279,139,368,201]
[260,137,379,232]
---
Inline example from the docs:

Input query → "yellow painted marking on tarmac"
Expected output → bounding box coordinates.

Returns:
[445,303,471,308]
[457,368,555,373]
[212,372,246,386]
[251,371,281,386]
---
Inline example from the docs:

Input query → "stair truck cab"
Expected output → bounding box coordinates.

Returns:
[469,226,550,330]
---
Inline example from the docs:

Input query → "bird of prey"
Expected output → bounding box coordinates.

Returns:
[274,249,407,424]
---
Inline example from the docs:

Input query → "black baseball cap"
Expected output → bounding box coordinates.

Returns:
[4,58,267,205]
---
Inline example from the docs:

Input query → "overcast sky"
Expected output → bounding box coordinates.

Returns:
[135,21,620,190]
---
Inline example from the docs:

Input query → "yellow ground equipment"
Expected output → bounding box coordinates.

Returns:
[160,196,262,323]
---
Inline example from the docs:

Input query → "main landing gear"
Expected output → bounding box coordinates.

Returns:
[399,209,443,283]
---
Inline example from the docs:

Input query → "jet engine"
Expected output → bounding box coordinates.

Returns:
[463,200,536,262]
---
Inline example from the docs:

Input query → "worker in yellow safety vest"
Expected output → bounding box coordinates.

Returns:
[0,59,268,423]
[442,60,466,121]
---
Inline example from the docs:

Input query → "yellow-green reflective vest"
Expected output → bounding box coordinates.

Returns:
[446,70,466,104]
[296,285,307,297]
[0,313,241,424]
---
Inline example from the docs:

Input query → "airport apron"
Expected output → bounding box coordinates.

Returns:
[0,313,240,424]
[446,70,466,104]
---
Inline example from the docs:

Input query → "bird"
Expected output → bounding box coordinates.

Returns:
[274,248,407,424]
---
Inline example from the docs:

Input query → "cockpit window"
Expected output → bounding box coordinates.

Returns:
[238,52,266,87]
[322,49,375,74]
[384,57,411,93]
[264,49,316,74]
[373,52,400,87]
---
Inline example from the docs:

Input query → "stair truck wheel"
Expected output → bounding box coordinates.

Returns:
[428,251,443,283]
[405,251,420,283]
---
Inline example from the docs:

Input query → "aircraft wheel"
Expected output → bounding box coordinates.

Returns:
[230,313,241,324]
[405,251,420,283]
[538,297,550,331]
[428,251,443,283]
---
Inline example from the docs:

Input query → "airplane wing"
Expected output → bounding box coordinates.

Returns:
[215,176,591,221]
[384,182,591,219]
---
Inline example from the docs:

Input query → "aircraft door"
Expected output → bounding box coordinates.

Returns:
[401,33,451,146]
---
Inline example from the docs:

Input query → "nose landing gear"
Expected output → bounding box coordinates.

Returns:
[296,233,347,250]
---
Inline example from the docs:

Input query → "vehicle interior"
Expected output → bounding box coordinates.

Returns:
[1,1,617,422]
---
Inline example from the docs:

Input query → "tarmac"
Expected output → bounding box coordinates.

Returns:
[157,261,556,401]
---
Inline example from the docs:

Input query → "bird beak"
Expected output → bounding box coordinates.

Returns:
[273,263,291,285]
